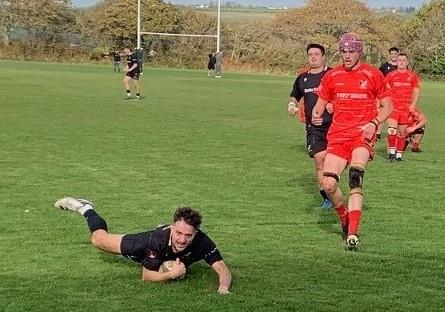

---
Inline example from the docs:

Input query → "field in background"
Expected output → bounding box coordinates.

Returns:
[194,8,277,23]
[1,60,445,312]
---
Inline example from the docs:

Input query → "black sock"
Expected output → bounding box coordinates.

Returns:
[136,93,140,97]
[376,133,381,140]
[320,189,328,201]
[126,90,130,95]
[84,210,108,233]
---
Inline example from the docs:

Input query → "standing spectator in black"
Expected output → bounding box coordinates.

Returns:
[288,43,333,210]
[112,50,121,73]
[207,53,216,76]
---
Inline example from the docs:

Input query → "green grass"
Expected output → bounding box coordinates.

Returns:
[195,8,277,23]
[1,60,445,312]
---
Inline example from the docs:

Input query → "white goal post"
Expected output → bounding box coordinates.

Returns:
[136,0,222,52]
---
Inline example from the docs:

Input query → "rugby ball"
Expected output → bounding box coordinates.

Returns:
[159,260,186,279]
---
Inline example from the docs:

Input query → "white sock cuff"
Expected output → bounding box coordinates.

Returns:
[79,204,93,216]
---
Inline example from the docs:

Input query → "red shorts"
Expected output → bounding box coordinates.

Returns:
[326,136,376,163]
[390,109,410,125]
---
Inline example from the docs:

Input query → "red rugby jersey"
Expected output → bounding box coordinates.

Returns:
[317,63,391,141]
[384,70,420,111]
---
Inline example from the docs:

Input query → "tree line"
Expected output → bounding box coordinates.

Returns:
[0,0,443,76]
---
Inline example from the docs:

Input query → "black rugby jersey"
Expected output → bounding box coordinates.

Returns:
[123,225,223,271]
[290,66,332,129]
[379,62,397,76]
[112,52,121,62]
[126,53,140,73]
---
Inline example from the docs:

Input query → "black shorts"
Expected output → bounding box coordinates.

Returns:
[126,71,140,80]
[120,232,150,263]
[306,127,328,158]
[411,127,425,135]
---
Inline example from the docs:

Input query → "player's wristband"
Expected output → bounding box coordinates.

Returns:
[370,118,380,128]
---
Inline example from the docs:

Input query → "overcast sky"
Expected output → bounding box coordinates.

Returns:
[72,0,430,8]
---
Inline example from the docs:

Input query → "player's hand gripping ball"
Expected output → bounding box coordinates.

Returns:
[159,260,186,280]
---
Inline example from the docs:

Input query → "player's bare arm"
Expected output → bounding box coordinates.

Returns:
[211,260,232,294]
[311,97,328,125]
[364,96,392,140]
[407,113,428,133]
[141,258,186,282]
[126,64,137,73]
[410,87,420,112]
[288,96,299,116]
[325,102,334,114]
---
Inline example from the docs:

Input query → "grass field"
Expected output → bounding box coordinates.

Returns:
[194,8,277,23]
[1,60,445,312]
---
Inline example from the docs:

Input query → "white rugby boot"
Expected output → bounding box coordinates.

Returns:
[54,197,94,215]
[345,234,360,251]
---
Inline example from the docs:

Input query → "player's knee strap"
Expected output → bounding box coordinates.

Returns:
[323,172,339,182]
[349,165,365,189]
[388,127,397,135]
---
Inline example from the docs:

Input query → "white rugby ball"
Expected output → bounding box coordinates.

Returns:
[159,260,186,279]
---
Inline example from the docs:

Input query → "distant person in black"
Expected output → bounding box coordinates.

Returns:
[134,48,144,75]
[123,47,141,100]
[207,53,216,76]
[377,47,399,140]
[54,197,232,294]
[214,51,223,78]
[112,51,121,73]
[379,47,399,76]
[288,43,333,210]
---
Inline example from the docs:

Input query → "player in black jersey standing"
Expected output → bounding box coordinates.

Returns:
[123,47,141,100]
[379,47,399,76]
[288,43,333,210]
[376,47,399,140]
[54,197,232,294]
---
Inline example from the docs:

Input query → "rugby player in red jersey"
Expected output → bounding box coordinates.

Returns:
[384,53,421,161]
[311,33,393,250]
[404,107,428,153]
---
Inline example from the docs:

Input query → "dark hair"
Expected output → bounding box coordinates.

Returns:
[174,207,202,229]
[306,43,325,55]
[389,47,399,53]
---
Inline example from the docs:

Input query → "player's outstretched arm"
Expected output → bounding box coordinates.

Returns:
[211,260,232,294]
[141,259,186,282]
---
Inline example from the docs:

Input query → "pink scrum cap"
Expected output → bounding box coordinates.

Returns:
[339,32,363,53]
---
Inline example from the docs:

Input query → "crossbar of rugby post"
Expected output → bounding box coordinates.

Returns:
[140,32,218,38]
[137,0,221,52]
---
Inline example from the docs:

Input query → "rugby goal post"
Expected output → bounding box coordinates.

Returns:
[136,0,222,52]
